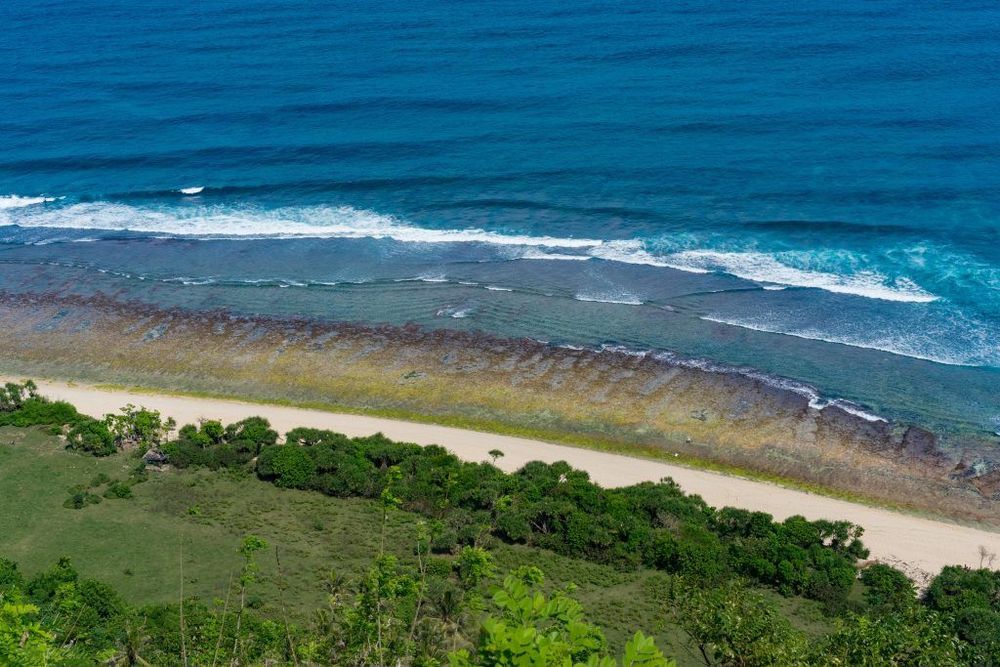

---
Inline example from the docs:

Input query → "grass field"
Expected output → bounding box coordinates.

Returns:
[0,425,831,663]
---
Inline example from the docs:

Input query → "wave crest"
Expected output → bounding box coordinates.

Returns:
[0,194,56,210]
[4,199,939,303]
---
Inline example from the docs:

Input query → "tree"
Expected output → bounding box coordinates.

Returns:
[232,535,268,663]
[0,594,68,666]
[818,604,961,666]
[103,405,174,451]
[449,566,673,666]
[225,416,278,455]
[489,449,504,465]
[668,579,809,666]
[340,555,420,666]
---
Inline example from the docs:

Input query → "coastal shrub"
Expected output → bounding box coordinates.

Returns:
[924,565,1000,614]
[860,563,915,611]
[0,397,82,429]
[244,428,867,605]
[0,380,36,412]
[0,386,125,458]
[256,444,317,489]
[165,417,278,469]
[66,418,116,456]
[954,607,1000,664]
[224,416,278,455]
[924,566,1000,663]
[668,579,810,665]
[25,556,78,602]
[819,604,962,666]
[104,404,175,450]
[286,426,352,448]
[200,418,225,444]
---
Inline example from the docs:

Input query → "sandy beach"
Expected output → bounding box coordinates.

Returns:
[12,375,998,582]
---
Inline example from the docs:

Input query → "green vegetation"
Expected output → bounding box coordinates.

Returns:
[0,380,997,665]
[92,380,909,513]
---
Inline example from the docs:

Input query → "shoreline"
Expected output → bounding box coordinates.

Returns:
[8,374,1000,583]
[1,290,998,524]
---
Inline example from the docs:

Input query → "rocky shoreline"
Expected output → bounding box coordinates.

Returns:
[1,290,997,523]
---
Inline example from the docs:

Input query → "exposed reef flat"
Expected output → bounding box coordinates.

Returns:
[1,290,997,524]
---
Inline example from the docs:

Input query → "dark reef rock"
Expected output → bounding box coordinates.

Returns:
[901,425,953,467]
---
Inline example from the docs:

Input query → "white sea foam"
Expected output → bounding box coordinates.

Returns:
[574,293,644,306]
[518,249,591,261]
[665,251,937,303]
[0,195,56,209]
[650,349,888,421]
[436,305,473,319]
[179,186,205,195]
[699,314,992,368]
[162,277,216,286]
[396,275,449,283]
[484,285,513,292]
[827,400,887,423]
[587,240,712,273]
[6,200,940,304]
[600,344,650,358]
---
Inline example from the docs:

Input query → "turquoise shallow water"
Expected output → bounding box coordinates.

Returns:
[0,1,998,432]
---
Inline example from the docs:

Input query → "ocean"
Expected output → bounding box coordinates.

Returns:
[1,0,998,433]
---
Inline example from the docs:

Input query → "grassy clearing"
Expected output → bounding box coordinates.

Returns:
[0,425,832,662]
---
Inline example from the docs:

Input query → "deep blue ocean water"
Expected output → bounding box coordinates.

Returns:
[1,1,998,431]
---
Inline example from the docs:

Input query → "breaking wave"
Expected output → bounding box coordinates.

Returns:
[3,199,940,303]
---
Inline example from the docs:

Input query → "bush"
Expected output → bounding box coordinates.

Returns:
[0,380,35,412]
[67,418,116,456]
[860,563,915,611]
[162,439,215,469]
[0,398,82,429]
[225,416,278,455]
[104,404,174,450]
[88,473,111,488]
[924,565,1000,614]
[924,566,1000,664]
[26,557,78,602]
[103,481,133,499]
[64,490,102,509]
[256,445,317,489]
[0,557,23,590]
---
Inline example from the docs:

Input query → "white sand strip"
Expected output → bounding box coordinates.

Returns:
[11,377,999,580]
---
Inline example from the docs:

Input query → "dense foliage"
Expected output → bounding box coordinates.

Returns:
[231,425,867,610]
[0,547,674,665]
[1,380,997,665]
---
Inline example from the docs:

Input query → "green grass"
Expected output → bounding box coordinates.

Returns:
[0,425,833,663]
